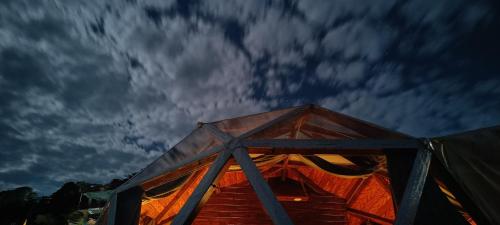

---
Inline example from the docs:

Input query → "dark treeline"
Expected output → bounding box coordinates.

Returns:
[0,175,133,225]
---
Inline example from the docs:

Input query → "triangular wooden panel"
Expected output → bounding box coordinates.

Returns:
[193,183,273,225]
[194,178,348,225]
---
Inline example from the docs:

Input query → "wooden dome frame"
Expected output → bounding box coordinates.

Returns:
[107,105,434,225]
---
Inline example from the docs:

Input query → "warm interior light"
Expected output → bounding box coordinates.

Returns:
[293,198,302,202]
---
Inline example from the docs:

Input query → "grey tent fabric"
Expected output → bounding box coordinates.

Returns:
[300,155,378,177]
[431,126,500,225]
[116,108,298,193]
[143,174,190,199]
[116,126,223,192]
[115,186,144,225]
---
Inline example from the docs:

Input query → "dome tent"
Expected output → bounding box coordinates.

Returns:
[100,104,494,225]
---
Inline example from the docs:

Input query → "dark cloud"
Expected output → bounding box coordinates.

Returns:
[0,0,499,195]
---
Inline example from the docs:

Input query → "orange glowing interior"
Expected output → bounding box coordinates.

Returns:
[138,155,396,225]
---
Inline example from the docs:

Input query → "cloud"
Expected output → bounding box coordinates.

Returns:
[0,0,499,195]
[320,76,500,137]
[366,64,403,95]
[397,0,493,57]
[297,0,397,26]
[244,8,312,65]
[0,0,271,194]
[321,21,395,61]
[315,61,367,87]
[200,0,268,23]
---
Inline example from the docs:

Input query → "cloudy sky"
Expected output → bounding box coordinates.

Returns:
[1,0,499,195]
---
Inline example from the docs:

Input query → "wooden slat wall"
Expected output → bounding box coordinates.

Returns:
[193,182,347,225]
[141,165,396,225]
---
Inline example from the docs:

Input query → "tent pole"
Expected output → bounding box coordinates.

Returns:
[394,146,432,225]
[171,148,233,225]
[232,147,294,225]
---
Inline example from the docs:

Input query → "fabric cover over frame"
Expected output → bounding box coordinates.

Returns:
[432,126,500,225]
[100,105,497,225]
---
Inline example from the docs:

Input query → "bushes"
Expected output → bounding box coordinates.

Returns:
[0,186,37,225]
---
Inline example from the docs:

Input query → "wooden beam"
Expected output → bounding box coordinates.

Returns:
[171,148,233,225]
[281,114,306,182]
[346,177,370,206]
[290,169,329,195]
[372,173,399,213]
[242,139,421,150]
[238,105,309,140]
[301,123,360,139]
[281,157,289,181]
[372,174,393,196]
[248,147,384,155]
[232,147,294,225]
[394,147,432,225]
[204,123,232,142]
[311,106,408,139]
[262,166,284,177]
[347,207,394,225]
[298,129,317,139]
[117,145,224,193]
[157,215,175,225]
[299,178,308,199]
[154,169,204,223]
[272,161,307,168]
[142,154,217,191]
[289,113,307,139]
[345,178,363,205]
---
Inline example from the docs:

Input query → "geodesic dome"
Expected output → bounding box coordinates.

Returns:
[101,104,493,225]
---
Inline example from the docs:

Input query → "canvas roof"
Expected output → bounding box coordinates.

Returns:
[117,104,408,192]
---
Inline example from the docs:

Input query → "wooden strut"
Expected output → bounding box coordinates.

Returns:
[301,123,360,139]
[116,145,224,193]
[289,168,330,195]
[281,157,289,181]
[208,121,295,225]
[281,114,306,181]
[237,105,309,140]
[171,111,302,225]
[347,207,394,225]
[232,147,294,225]
[154,170,204,224]
[170,106,427,225]
[346,177,370,207]
[170,148,233,225]
[372,173,399,213]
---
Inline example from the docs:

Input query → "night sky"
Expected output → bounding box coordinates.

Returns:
[1,0,500,195]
